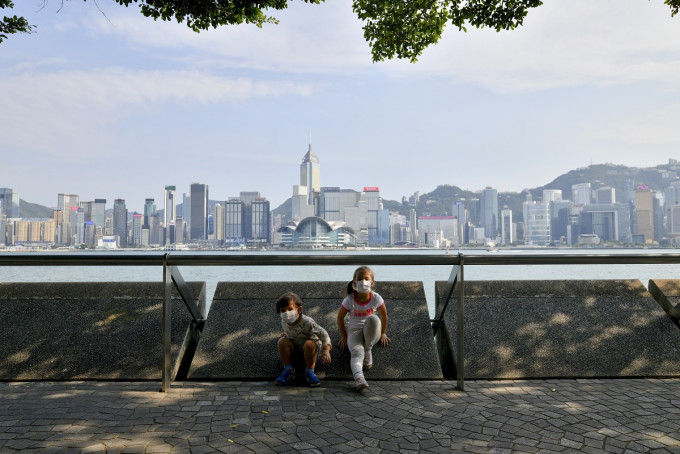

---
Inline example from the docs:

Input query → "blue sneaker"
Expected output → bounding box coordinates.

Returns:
[275,368,295,385]
[305,370,320,387]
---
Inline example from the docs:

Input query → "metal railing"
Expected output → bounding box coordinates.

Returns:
[2,251,680,391]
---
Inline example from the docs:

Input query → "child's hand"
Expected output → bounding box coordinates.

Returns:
[338,336,347,350]
[321,351,331,364]
[380,333,390,346]
[279,332,287,338]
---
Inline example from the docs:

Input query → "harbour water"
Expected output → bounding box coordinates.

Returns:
[2,248,680,316]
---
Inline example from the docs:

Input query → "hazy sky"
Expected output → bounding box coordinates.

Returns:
[2,0,680,212]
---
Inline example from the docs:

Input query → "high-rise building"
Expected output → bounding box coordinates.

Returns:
[250,198,271,245]
[501,207,513,245]
[542,190,562,203]
[58,193,79,245]
[364,187,384,244]
[132,213,143,246]
[572,183,591,206]
[143,199,156,228]
[300,143,320,206]
[635,187,655,243]
[523,201,551,245]
[113,199,128,246]
[190,183,209,241]
[225,199,244,243]
[163,186,176,246]
[480,187,498,240]
[580,203,632,243]
[595,187,616,204]
[0,188,20,218]
[214,203,225,243]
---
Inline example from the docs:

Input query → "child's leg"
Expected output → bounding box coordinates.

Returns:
[278,337,295,367]
[346,328,366,377]
[302,340,319,369]
[363,315,381,351]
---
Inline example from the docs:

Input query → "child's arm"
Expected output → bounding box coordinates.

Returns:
[377,304,390,346]
[311,321,332,364]
[337,306,349,349]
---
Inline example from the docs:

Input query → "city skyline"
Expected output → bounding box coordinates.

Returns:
[2,1,680,213]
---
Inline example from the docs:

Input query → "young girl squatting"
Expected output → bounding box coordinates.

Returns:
[337,266,390,390]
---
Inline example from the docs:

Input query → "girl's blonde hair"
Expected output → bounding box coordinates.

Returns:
[345,265,375,296]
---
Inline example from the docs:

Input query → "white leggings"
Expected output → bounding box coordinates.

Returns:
[347,314,381,377]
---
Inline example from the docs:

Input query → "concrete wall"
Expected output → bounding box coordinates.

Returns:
[435,280,680,379]
[188,281,443,381]
[0,282,205,381]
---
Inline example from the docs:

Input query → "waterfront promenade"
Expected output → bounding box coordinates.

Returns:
[2,378,680,453]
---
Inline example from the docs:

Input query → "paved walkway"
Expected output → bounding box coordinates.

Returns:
[2,379,680,453]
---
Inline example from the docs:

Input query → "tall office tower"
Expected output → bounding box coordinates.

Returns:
[164,186,176,245]
[501,207,513,245]
[250,198,271,245]
[542,189,562,203]
[132,213,143,246]
[300,143,320,206]
[225,199,244,243]
[58,194,80,245]
[113,199,128,246]
[364,187,383,244]
[580,203,632,243]
[190,183,209,241]
[174,216,185,244]
[523,201,551,245]
[164,186,176,228]
[0,188,20,218]
[73,208,85,245]
[52,209,63,244]
[409,209,418,244]
[453,201,467,224]
[149,214,161,245]
[595,186,616,204]
[214,203,225,243]
[480,187,498,240]
[550,200,572,243]
[182,193,191,227]
[468,198,481,227]
[572,183,591,205]
[143,199,156,228]
[635,187,655,243]
[291,186,315,221]
[668,205,680,241]
[0,214,6,246]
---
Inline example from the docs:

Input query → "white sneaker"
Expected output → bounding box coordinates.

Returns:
[363,350,373,370]
[355,374,368,390]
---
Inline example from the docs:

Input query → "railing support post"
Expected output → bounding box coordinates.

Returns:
[161,253,172,392]
[457,253,465,391]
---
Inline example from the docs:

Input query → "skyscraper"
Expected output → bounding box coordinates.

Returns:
[572,183,592,206]
[480,187,498,239]
[300,143,320,206]
[113,199,128,246]
[164,186,176,246]
[58,193,79,245]
[190,183,209,240]
[634,187,654,243]
[143,198,156,228]
[0,188,19,218]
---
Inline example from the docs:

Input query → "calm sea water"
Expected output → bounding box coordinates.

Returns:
[2,248,680,316]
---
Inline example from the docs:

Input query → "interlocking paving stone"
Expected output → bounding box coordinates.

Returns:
[1,379,680,452]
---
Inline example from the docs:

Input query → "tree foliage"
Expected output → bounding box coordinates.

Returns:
[0,0,33,43]
[3,0,680,61]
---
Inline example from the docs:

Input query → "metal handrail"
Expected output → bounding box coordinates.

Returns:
[3,250,680,392]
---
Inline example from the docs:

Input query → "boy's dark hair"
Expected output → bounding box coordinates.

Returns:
[276,292,303,313]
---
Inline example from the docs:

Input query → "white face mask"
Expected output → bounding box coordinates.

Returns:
[280,309,299,324]
[354,279,372,293]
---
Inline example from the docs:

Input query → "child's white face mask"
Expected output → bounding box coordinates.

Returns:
[280,309,299,324]
[354,279,372,293]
